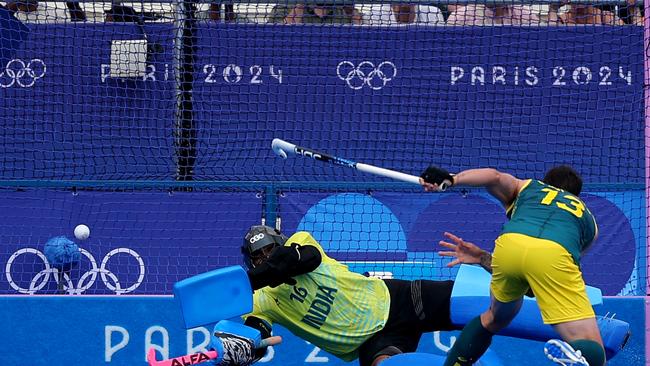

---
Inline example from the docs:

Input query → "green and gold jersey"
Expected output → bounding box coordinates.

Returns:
[245,232,390,361]
[501,179,598,264]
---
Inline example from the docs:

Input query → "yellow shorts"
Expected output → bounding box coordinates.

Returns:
[490,233,595,324]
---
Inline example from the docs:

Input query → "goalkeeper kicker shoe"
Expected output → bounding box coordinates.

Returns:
[544,339,589,366]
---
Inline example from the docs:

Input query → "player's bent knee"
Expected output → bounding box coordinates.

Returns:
[553,317,603,344]
[480,311,510,333]
[570,339,606,366]
[372,354,393,366]
[372,346,403,366]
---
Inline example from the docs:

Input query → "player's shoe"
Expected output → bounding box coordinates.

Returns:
[544,339,589,366]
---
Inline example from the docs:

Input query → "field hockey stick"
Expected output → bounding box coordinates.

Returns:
[147,348,217,366]
[271,138,452,191]
[147,337,282,366]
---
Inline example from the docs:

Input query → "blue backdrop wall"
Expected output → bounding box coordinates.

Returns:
[0,22,643,183]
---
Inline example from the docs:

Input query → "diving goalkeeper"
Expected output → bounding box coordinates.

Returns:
[239,225,490,366]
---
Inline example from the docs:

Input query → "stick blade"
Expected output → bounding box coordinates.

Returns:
[271,138,290,159]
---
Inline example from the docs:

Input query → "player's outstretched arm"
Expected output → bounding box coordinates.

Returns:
[450,168,523,207]
[420,166,524,207]
[438,231,492,273]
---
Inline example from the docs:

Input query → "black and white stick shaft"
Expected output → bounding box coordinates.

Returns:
[271,138,450,191]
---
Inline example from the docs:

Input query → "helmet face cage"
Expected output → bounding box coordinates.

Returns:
[242,225,288,269]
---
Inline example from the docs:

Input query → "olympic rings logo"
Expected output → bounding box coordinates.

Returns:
[249,233,265,243]
[0,59,47,88]
[5,247,145,295]
[336,61,397,90]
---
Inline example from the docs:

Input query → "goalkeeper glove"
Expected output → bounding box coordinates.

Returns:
[420,165,454,189]
[211,333,256,366]
[210,321,262,366]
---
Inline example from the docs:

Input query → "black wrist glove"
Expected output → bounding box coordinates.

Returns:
[247,243,320,289]
[420,165,454,188]
[264,243,301,287]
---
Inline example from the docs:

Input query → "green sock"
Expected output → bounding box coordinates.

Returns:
[443,316,494,366]
[569,339,606,366]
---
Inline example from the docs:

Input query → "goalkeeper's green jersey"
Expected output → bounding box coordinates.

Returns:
[501,179,598,264]
[246,231,390,361]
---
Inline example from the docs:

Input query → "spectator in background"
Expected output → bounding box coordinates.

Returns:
[389,4,416,23]
[547,2,623,25]
[268,3,362,24]
[362,4,444,25]
[208,2,236,21]
[65,1,85,20]
[105,1,163,22]
[620,0,643,25]
[5,0,86,21]
[490,5,540,24]
[446,4,540,25]
[5,0,38,13]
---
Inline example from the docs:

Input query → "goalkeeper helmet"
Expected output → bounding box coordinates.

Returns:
[242,225,288,269]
